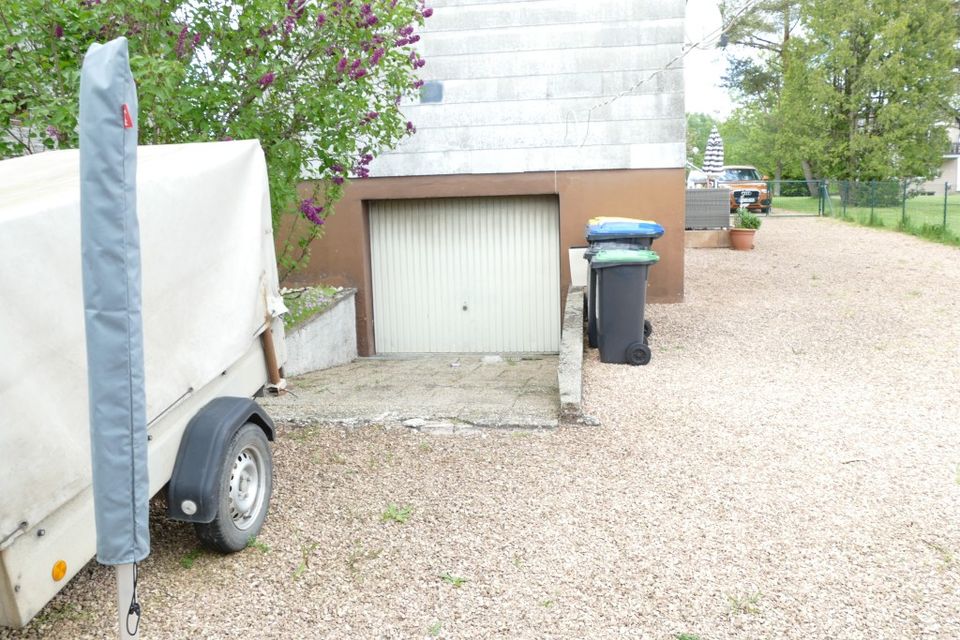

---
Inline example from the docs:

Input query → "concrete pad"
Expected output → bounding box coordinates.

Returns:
[262,354,560,430]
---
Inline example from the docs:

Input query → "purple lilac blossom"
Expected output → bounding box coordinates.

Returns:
[287,0,306,17]
[175,25,189,58]
[46,125,65,142]
[299,199,325,225]
[353,153,374,178]
[259,72,276,88]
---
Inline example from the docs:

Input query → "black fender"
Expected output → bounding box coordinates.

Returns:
[167,397,275,523]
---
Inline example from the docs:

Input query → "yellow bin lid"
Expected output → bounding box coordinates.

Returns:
[588,216,657,225]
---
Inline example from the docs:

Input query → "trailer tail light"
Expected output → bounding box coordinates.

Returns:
[51,560,67,581]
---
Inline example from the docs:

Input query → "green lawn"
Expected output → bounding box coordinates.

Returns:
[775,193,960,245]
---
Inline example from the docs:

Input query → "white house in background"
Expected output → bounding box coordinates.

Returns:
[921,125,960,195]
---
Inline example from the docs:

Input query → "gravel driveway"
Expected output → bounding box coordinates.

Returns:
[6,217,959,639]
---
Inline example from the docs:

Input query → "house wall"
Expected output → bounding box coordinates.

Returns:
[289,169,685,356]
[921,157,959,195]
[922,125,960,195]
[285,0,687,356]
[370,0,686,177]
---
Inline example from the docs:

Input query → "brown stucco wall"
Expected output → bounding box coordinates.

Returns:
[284,169,685,355]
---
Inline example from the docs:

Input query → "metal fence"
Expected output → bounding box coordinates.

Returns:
[769,179,960,243]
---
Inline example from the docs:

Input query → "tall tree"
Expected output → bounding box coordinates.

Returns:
[720,0,802,190]
[719,104,779,175]
[782,0,956,181]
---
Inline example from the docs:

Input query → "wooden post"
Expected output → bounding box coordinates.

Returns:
[260,322,283,388]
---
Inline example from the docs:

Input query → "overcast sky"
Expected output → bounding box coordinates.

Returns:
[684,0,733,118]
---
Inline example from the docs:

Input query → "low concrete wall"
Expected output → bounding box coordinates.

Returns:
[284,289,358,377]
[685,229,731,248]
[558,285,584,421]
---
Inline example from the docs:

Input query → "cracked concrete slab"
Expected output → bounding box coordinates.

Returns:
[263,354,560,430]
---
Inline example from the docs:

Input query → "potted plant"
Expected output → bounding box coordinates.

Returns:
[729,207,762,250]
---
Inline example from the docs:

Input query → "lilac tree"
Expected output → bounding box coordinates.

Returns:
[0,0,432,276]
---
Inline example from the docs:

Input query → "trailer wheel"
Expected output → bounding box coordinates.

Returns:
[195,423,272,553]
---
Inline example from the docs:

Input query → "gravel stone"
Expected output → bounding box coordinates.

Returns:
[5,218,959,639]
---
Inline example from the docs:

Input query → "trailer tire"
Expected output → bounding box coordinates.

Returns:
[194,423,272,553]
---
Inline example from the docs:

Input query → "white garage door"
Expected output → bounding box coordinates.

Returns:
[370,196,560,353]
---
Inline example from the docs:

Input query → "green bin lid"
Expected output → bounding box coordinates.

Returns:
[592,248,659,266]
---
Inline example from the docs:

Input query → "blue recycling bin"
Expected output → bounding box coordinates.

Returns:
[584,219,664,348]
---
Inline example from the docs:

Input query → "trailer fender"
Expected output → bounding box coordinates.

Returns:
[167,397,275,523]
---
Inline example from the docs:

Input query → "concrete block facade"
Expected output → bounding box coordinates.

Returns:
[371,0,686,176]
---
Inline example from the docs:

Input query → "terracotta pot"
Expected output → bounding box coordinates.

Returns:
[729,228,757,250]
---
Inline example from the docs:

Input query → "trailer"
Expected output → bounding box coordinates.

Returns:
[0,140,287,628]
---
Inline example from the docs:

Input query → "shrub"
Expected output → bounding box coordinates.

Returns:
[734,207,762,229]
[0,0,433,277]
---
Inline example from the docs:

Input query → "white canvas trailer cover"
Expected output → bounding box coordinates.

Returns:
[0,140,286,626]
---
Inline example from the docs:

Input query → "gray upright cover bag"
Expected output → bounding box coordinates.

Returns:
[79,37,150,565]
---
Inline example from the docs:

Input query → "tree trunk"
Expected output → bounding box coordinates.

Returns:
[801,159,817,197]
[774,161,783,196]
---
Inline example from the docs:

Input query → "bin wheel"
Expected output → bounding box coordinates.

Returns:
[643,320,652,339]
[626,342,651,366]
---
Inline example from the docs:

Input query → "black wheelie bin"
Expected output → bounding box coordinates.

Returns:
[584,219,664,348]
[591,248,660,365]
